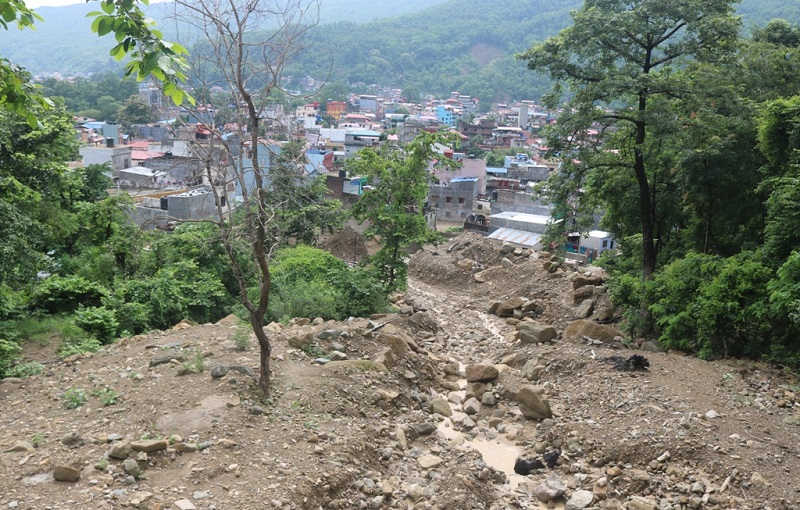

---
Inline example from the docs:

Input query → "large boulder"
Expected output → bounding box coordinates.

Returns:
[572,274,603,289]
[574,299,595,319]
[533,472,566,502]
[495,297,525,317]
[518,322,557,345]
[465,364,499,382]
[563,320,622,342]
[517,385,552,420]
[573,285,595,303]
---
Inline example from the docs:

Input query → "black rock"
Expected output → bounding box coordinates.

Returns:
[543,449,561,469]
[514,457,545,475]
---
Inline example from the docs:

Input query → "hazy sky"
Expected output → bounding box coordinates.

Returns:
[26,0,168,8]
[26,0,84,6]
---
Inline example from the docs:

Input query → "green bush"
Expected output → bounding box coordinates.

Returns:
[31,276,106,313]
[62,387,88,408]
[120,261,231,330]
[333,266,388,318]
[271,245,348,285]
[0,339,22,377]
[5,362,45,378]
[270,279,341,323]
[74,306,119,344]
[59,336,102,359]
[649,251,774,359]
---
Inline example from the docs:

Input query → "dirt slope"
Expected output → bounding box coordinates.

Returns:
[0,232,798,510]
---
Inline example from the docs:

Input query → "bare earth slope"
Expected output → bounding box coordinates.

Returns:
[1,232,798,510]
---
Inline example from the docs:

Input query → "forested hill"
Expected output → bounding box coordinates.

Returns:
[0,0,797,101]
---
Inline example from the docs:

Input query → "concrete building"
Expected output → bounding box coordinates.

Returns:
[436,105,460,127]
[432,157,486,195]
[429,177,479,221]
[80,145,133,172]
[358,95,378,112]
[344,130,382,158]
[326,101,346,121]
[118,166,168,189]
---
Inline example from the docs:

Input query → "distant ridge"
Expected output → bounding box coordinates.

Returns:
[0,0,796,101]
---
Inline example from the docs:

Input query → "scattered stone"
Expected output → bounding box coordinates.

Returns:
[149,350,186,367]
[94,459,108,471]
[624,496,659,510]
[566,489,594,510]
[53,464,81,482]
[415,423,437,436]
[518,322,557,345]
[574,299,594,319]
[533,472,566,503]
[109,441,132,459]
[563,320,623,342]
[495,297,525,317]
[60,431,83,447]
[131,439,168,453]
[4,440,34,453]
[250,405,266,416]
[501,257,514,269]
[210,366,230,378]
[316,329,343,340]
[429,398,453,417]
[705,410,718,419]
[173,499,197,510]
[330,350,348,361]
[417,454,443,469]
[750,471,769,486]
[517,385,553,420]
[465,364,498,382]
[573,285,595,302]
[514,457,544,475]
[463,397,481,415]
[481,392,496,406]
[573,274,603,289]
[123,458,143,479]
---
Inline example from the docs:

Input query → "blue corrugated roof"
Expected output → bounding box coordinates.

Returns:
[451,177,478,182]
[486,167,507,174]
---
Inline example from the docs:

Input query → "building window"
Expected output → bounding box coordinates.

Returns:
[445,197,452,203]
[460,212,466,218]
[445,211,451,217]
[458,197,465,204]
[602,240,608,248]
[431,195,440,203]
[477,204,483,210]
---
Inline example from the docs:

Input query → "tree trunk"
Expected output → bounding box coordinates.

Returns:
[251,314,271,396]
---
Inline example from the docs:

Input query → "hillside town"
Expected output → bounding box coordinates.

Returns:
[75,84,613,263]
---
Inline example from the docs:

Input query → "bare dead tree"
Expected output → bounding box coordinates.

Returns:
[165,0,321,396]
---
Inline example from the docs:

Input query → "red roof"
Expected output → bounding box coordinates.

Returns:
[131,151,165,160]
[129,141,151,150]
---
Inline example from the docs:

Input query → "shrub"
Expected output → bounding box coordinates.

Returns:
[0,339,22,377]
[269,279,341,323]
[62,387,88,408]
[271,245,348,285]
[231,321,251,352]
[333,266,389,318]
[59,336,102,359]
[649,251,773,359]
[31,276,106,313]
[74,306,119,344]
[181,350,205,374]
[5,362,44,378]
[92,388,119,406]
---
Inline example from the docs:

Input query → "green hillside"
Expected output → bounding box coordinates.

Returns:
[0,0,796,102]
